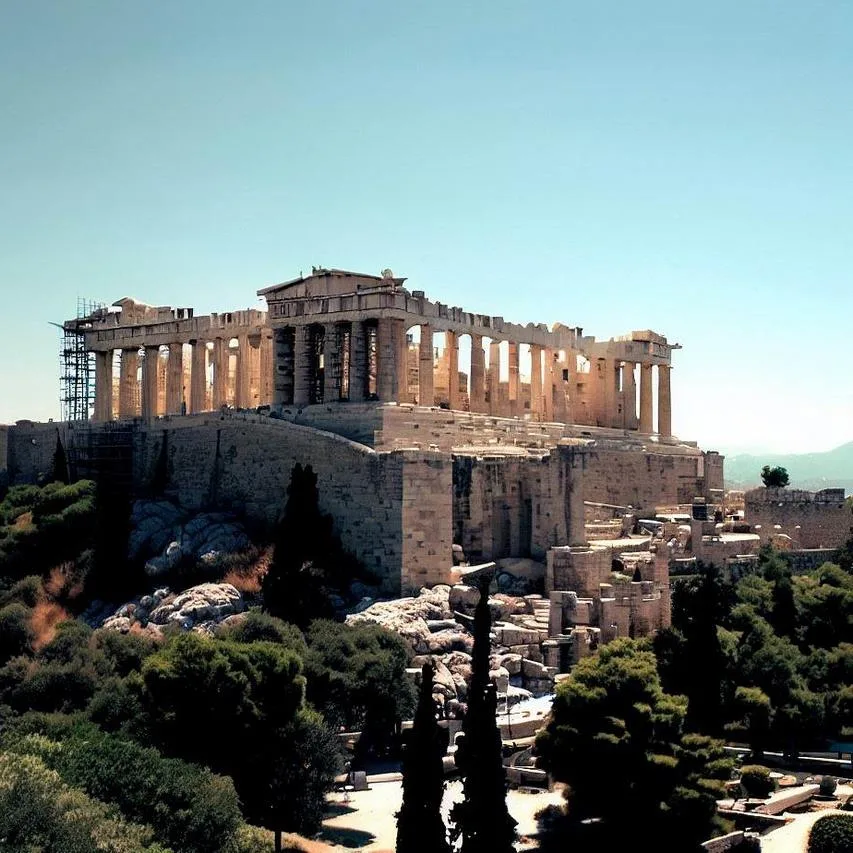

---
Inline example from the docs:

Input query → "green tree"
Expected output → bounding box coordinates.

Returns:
[761,465,790,488]
[140,632,340,838]
[450,577,516,853]
[262,463,358,628]
[396,662,450,853]
[303,619,415,758]
[0,749,172,853]
[51,434,70,485]
[536,639,731,852]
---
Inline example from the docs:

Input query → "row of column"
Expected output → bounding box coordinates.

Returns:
[594,359,671,437]
[274,319,408,407]
[93,333,274,422]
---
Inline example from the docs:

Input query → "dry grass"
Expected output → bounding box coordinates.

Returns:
[222,546,272,595]
[43,563,85,602]
[30,600,71,649]
[12,511,33,530]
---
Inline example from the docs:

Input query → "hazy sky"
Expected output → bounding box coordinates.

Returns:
[1,1,850,455]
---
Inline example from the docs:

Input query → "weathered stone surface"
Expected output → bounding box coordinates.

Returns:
[448,584,480,614]
[522,658,550,679]
[498,653,523,675]
[489,666,510,694]
[493,624,540,646]
[102,582,245,635]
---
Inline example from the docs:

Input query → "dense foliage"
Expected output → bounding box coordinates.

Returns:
[0,479,416,851]
[657,549,853,757]
[808,814,853,853]
[536,638,732,852]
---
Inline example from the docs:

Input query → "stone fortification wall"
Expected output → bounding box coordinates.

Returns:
[745,487,853,549]
[5,421,73,484]
[580,444,712,512]
[451,444,585,564]
[0,426,8,485]
[131,415,453,594]
[6,413,453,595]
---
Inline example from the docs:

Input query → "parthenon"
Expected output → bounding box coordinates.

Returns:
[73,267,678,437]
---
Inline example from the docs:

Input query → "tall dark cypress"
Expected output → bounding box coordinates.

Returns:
[396,662,450,853]
[450,575,516,853]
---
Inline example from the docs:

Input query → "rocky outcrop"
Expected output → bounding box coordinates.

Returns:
[349,583,556,708]
[100,582,245,635]
[128,500,250,577]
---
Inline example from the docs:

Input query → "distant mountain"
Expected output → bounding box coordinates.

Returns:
[724,441,853,492]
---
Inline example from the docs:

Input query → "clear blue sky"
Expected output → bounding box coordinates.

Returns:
[1,1,850,455]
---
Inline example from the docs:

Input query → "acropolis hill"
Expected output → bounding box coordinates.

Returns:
[1,267,723,599]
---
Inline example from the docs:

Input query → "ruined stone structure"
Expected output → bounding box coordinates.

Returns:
[73,298,272,421]
[744,487,852,550]
[5,266,724,595]
[543,542,672,669]
[259,268,677,431]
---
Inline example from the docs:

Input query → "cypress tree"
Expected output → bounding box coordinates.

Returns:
[396,662,450,853]
[450,574,516,853]
[51,433,70,484]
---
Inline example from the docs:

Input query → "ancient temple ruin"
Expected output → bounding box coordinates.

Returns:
[0,267,722,602]
[76,267,677,437]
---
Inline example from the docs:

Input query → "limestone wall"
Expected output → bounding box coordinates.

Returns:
[129,415,453,594]
[5,414,452,595]
[5,421,72,484]
[745,487,853,549]
[452,444,585,563]
[580,445,710,512]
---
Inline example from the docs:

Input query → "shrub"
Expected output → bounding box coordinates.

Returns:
[5,722,242,853]
[808,814,853,853]
[739,765,775,798]
[1,574,43,607]
[0,602,34,663]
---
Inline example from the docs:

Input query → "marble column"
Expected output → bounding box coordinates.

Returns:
[118,348,139,418]
[141,345,160,421]
[487,340,500,415]
[419,323,434,406]
[543,348,555,422]
[190,340,207,413]
[349,321,367,402]
[622,362,638,430]
[508,342,520,415]
[445,330,460,410]
[376,318,397,401]
[93,351,112,422]
[323,324,342,402]
[529,344,543,419]
[292,325,312,407]
[658,364,672,437]
[396,321,409,404]
[469,333,485,413]
[166,342,184,414]
[235,334,252,408]
[639,363,653,434]
[212,338,228,409]
[259,332,273,405]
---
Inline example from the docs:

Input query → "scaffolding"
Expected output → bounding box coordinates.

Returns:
[58,297,105,422]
